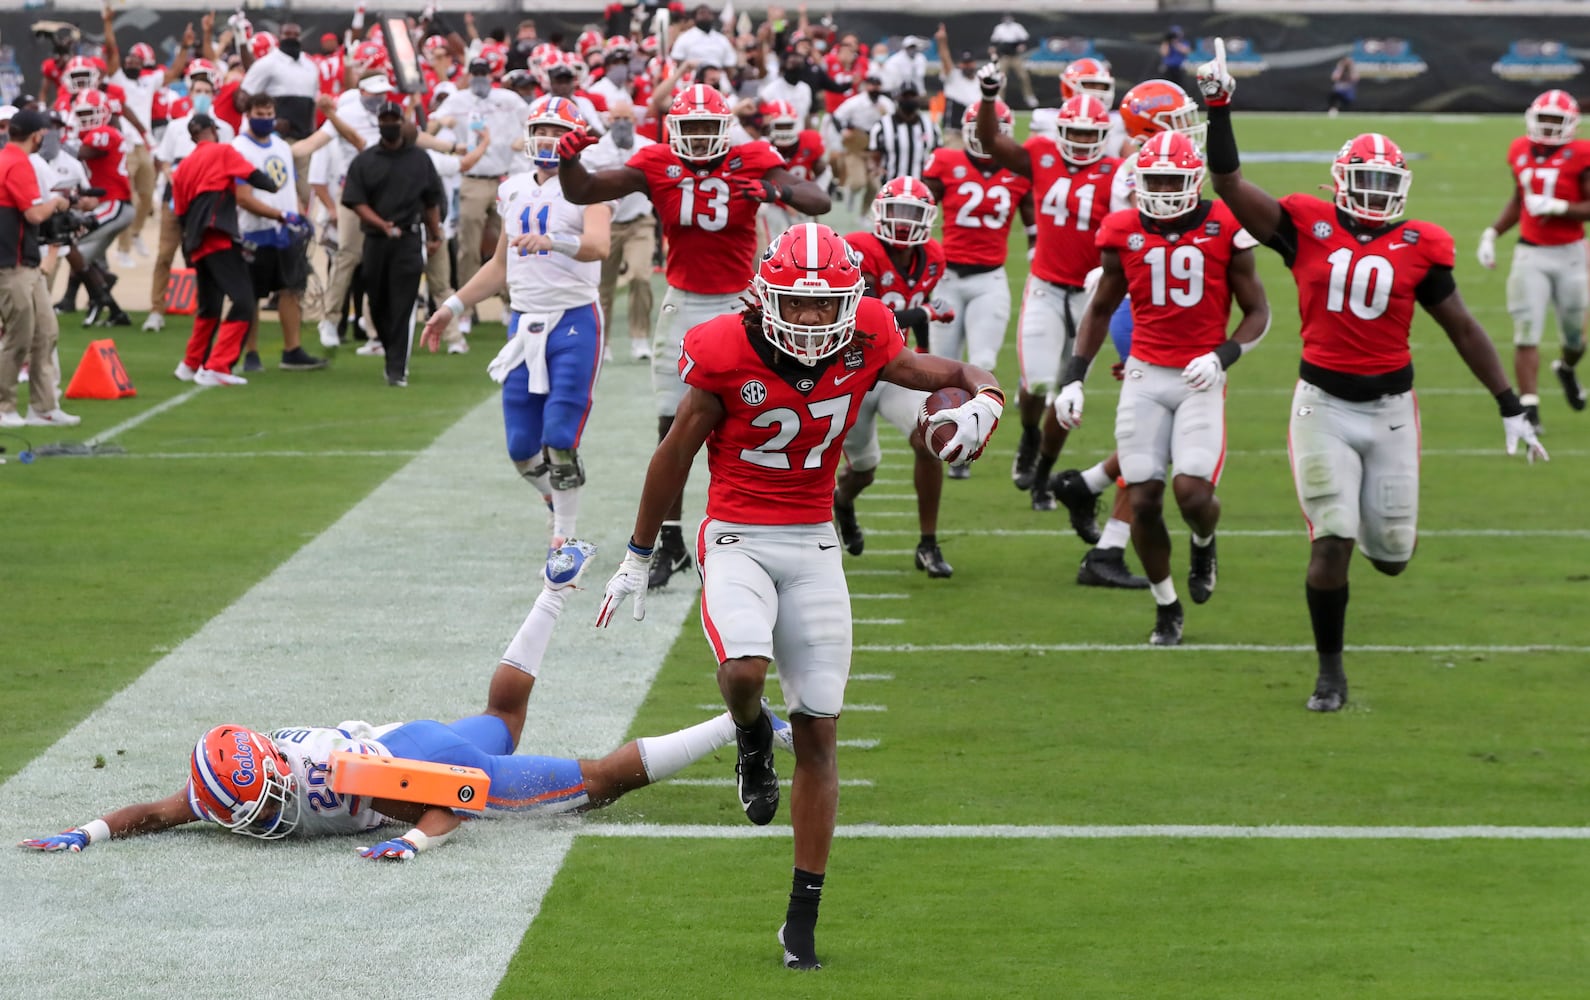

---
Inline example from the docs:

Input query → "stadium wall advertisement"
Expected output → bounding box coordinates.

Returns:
[3,8,1590,112]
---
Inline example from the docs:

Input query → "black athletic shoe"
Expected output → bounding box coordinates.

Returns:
[1188,537,1218,605]
[647,546,692,589]
[1553,359,1587,412]
[1076,547,1150,589]
[242,351,264,374]
[1307,677,1348,713]
[280,347,329,371]
[915,542,952,578]
[736,712,779,826]
[1049,469,1102,544]
[1030,482,1057,511]
[53,299,78,316]
[105,308,132,327]
[1150,600,1184,646]
[778,923,822,971]
[1011,437,1038,490]
[1525,402,1543,433]
[833,491,864,555]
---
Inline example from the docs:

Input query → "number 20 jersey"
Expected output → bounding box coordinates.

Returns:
[680,298,906,524]
[628,139,786,295]
[923,148,1032,267]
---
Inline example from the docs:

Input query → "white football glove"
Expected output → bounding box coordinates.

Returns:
[1195,37,1235,107]
[1503,413,1549,463]
[1053,380,1085,430]
[595,545,651,626]
[976,63,1004,99]
[1523,193,1570,217]
[1476,227,1498,270]
[928,391,1002,465]
[1181,351,1227,392]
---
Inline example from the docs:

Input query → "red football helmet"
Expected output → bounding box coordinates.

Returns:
[1526,90,1580,146]
[1331,132,1411,225]
[353,40,388,72]
[1120,79,1206,146]
[962,101,1013,159]
[188,725,299,840]
[72,90,112,131]
[577,30,605,59]
[1056,94,1112,166]
[422,35,450,59]
[1134,130,1206,220]
[558,50,588,86]
[250,32,278,61]
[184,58,219,89]
[754,224,867,365]
[762,99,800,146]
[524,95,588,168]
[63,56,101,95]
[127,42,157,69]
[872,176,938,247]
[605,36,636,60]
[1061,57,1115,110]
[669,84,733,163]
[480,41,509,78]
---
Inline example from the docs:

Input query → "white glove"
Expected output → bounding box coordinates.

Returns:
[1053,381,1085,430]
[1476,227,1497,269]
[1194,37,1235,107]
[927,391,1002,465]
[1503,413,1549,463]
[976,63,1004,100]
[1523,193,1570,217]
[595,546,652,626]
[1082,265,1104,297]
[1182,352,1227,392]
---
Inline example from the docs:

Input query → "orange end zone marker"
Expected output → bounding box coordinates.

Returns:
[328,750,489,814]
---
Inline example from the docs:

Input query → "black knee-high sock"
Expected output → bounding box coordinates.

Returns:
[1306,583,1349,680]
[783,867,824,957]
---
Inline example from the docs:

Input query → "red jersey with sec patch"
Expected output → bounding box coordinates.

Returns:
[1026,136,1120,288]
[923,148,1031,267]
[629,139,786,295]
[680,297,907,524]
[844,230,946,312]
[80,125,132,204]
[1277,194,1456,376]
[774,130,826,182]
[1096,200,1255,369]
[1507,135,1590,246]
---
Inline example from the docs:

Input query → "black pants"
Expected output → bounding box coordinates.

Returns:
[361,231,424,381]
[197,246,256,323]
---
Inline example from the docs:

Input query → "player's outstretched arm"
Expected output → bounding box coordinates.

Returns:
[1478,190,1521,270]
[557,146,648,205]
[882,350,1004,464]
[19,789,195,852]
[425,227,509,351]
[358,802,463,861]
[1425,285,1548,462]
[1197,40,1282,244]
[764,165,832,216]
[973,66,1031,176]
[1052,250,1129,428]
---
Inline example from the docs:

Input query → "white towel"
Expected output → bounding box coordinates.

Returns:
[486,312,553,393]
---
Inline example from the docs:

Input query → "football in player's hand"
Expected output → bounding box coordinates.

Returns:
[919,387,973,457]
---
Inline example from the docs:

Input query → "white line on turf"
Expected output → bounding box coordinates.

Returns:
[102,449,425,460]
[573,823,1590,840]
[696,703,889,712]
[666,778,875,788]
[849,673,895,681]
[84,386,204,447]
[860,528,1590,539]
[853,592,910,599]
[855,643,1590,654]
[837,739,881,749]
[854,618,906,626]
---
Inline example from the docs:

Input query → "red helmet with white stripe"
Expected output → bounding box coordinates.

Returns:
[1061,57,1115,110]
[762,99,800,146]
[72,90,112,131]
[1134,130,1205,220]
[188,725,299,840]
[577,30,605,59]
[1526,90,1580,146]
[873,176,938,247]
[1331,132,1411,225]
[480,41,509,77]
[524,95,588,169]
[63,56,101,95]
[1056,94,1113,166]
[669,84,734,163]
[422,35,449,59]
[185,57,220,89]
[250,32,278,61]
[127,42,157,69]
[754,223,867,365]
[962,100,1013,160]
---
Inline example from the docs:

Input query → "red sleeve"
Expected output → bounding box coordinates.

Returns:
[1278,192,1318,227]
[680,319,732,394]
[1419,223,1456,269]
[2,156,42,209]
[625,142,662,174]
[42,59,61,82]
[856,297,907,357]
[742,141,786,176]
[1095,210,1132,251]
[222,145,259,180]
[923,150,948,183]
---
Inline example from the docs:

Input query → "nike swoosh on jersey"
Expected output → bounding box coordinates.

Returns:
[833,371,857,386]
[818,543,837,550]
[1388,242,1409,249]
[1192,236,1214,244]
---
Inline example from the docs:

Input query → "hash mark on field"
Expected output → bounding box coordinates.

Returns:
[85,387,204,447]
[576,823,1590,840]
[695,703,888,712]
[838,738,881,749]
[853,592,910,599]
[846,569,906,576]
[854,618,906,626]
[849,673,895,681]
[859,493,921,501]
[855,642,1590,654]
[666,778,875,788]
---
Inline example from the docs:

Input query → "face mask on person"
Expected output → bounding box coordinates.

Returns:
[695,18,715,32]
[899,98,920,114]
[469,77,492,99]
[379,122,403,144]
[39,130,62,161]
[248,117,275,138]
[279,38,302,59]
[191,93,213,116]
[606,64,629,85]
[783,68,801,83]
[361,93,384,114]
[610,119,635,148]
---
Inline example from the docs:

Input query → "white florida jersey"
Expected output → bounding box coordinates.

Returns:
[267,726,391,837]
[496,171,609,314]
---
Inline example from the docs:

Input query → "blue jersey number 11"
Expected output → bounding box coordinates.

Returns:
[520,205,551,255]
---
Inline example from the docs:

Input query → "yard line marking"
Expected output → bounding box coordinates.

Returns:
[858,493,921,501]
[101,449,424,460]
[853,592,910,599]
[84,387,204,447]
[863,548,920,556]
[849,673,895,681]
[697,703,889,712]
[575,823,1590,841]
[1227,448,1590,459]
[854,618,906,626]
[846,569,906,576]
[837,738,881,749]
[666,778,875,788]
[855,643,1590,654]
[861,528,1590,539]
[851,511,918,518]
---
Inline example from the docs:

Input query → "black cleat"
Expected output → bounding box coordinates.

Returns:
[1049,469,1102,545]
[1150,600,1184,646]
[647,546,692,590]
[1011,437,1038,490]
[104,308,132,327]
[1076,547,1150,589]
[1553,359,1586,411]
[833,491,864,555]
[778,923,822,971]
[1030,482,1057,511]
[915,542,953,578]
[735,711,779,826]
[1524,402,1543,433]
[1307,677,1349,712]
[1188,537,1218,605]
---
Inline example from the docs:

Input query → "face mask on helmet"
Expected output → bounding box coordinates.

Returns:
[769,116,800,147]
[525,124,570,170]
[1331,135,1412,225]
[872,186,937,246]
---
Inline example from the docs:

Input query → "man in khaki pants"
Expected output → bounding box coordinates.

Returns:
[585,101,656,361]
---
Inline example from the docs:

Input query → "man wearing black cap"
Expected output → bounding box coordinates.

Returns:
[341,104,445,386]
[543,60,605,138]
[0,109,77,428]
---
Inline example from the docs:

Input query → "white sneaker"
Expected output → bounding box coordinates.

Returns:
[458,316,473,336]
[0,411,25,429]
[447,339,470,355]
[26,407,81,427]
[357,317,370,334]
[116,251,137,269]
[17,364,28,384]
[318,318,340,349]
[142,311,165,332]
[355,340,385,356]
[194,368,247,387]
[630,339,652,361]
[174,362,196,381]
[132,236,150,257]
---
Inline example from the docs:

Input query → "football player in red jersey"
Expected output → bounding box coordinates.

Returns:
[1477,90,1590,428]
[557,84,831,590]
[1056,131,1271,645]
[71,90,137,326]
[835,177,959,576]
[1196,40,1546,712]
[595,224,1002,970]
[761,99,829,240]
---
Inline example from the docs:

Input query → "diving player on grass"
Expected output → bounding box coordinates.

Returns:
[19,542,792,860]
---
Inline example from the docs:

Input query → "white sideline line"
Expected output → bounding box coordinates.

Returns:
[853,592,910,599]
[666,778,874,788]
[849,673,895,681]
[102,449,424,460]
[861,528,1590,539]
[855,643,1590,654]
[84,387,204,447]
[575,823,1590,841]
[854,618,905,626]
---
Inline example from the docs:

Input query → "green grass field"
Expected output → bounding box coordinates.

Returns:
[4,112,1589,997]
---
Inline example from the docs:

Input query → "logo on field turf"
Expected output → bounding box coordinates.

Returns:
[1313,221,1334,239]
[741,379,767,405]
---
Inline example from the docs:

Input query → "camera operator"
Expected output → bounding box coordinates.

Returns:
[0,109,80,429]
